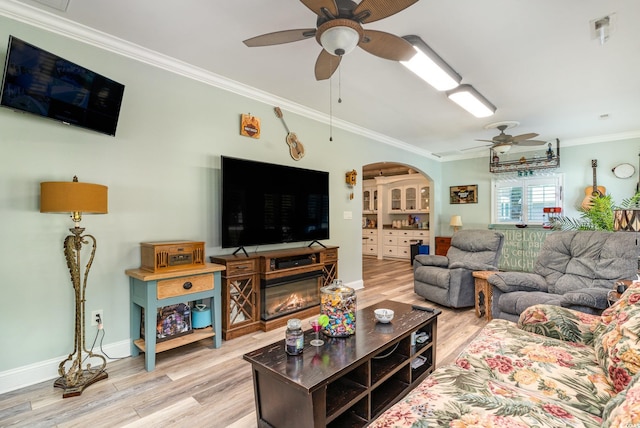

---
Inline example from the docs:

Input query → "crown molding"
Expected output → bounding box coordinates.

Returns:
[0,0,437,160]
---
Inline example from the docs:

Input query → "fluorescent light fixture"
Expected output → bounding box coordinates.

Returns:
[446,84,496,118]
[401,35,461,91]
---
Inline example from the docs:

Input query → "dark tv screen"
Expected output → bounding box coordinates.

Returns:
[221,156,330,249]
[0,36,125,136]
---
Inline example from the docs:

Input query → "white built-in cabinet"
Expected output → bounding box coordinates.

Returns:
[382,229,429,258]
[363,185,378,213]
[362,176,431,260]
[362,229,378,256]
[388,184,429,213]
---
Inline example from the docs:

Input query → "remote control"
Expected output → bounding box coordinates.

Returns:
[412,304,435,313]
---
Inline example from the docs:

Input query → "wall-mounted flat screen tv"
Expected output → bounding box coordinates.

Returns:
[221,156,330,250]
[0,36,125,136]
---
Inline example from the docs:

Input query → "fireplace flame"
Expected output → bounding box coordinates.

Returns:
[270,293,307,316]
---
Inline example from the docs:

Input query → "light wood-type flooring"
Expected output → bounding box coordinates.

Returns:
[0,257,488,427]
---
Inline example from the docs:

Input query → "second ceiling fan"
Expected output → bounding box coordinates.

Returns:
[473,123,546,153]
[243,0,419,80]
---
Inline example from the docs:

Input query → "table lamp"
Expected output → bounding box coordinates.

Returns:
[450,215,463,232]
[40,176,108,397]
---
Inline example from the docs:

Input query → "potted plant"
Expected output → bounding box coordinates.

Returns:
[552,191,640,231]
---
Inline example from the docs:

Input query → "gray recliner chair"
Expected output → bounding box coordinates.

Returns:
[413,230,504,308]
[489,230,640,322]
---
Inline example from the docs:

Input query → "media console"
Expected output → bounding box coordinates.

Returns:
[273,253,315,270]
[210,245,338,340]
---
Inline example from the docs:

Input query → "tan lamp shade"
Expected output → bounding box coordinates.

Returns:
[40,179,108,214]
[450,215,463,227]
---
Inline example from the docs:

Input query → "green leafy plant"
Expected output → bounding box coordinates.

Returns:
[552,191,640,231]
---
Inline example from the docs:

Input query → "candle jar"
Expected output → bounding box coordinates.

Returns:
[320,280,356,337]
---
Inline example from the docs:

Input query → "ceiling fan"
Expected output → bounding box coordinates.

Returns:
[242,0,419,80]
[472,123,546,154]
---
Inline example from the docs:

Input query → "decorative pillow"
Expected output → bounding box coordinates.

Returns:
[519,304,600,345]
[594,281,640,393]
[602,372,640,427]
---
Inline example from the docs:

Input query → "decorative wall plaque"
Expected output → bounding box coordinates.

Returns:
[240,114,261,138]
[450,185,478,204]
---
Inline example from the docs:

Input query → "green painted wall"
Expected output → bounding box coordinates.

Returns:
[1,12,638,391]
[0,15,441,382]
[439,140,640,234]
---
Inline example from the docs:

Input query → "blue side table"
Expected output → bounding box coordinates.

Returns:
[125,263,225,371]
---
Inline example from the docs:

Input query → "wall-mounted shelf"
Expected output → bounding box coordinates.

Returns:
[489,139,560,173]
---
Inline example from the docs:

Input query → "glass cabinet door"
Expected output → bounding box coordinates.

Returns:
[420,186,429,211]
[405,187,417,211]
[363,190,371,211]
[372,189,378,212]
[390,188,402,211]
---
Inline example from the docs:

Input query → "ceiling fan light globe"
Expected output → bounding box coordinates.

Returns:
[320,25,360,56]
[493,143,511,154]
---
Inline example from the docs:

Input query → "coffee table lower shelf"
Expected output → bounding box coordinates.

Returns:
[243,300,439,428]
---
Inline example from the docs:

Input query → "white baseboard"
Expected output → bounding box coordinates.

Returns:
[347,279,364,290]
[0,339,131,395]
[1,280,365,395]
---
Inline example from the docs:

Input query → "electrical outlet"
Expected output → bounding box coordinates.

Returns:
[91,309,103,327]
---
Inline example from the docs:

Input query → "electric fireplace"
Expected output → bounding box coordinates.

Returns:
[261,270,322,321]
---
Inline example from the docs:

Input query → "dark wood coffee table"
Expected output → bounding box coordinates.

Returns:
[243,299,440,428]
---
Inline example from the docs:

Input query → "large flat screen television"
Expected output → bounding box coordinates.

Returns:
[221,156,330,250]
[0,36,125,136]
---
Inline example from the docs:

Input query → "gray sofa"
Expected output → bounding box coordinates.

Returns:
[413,229,504,308]
[489,230,639,322]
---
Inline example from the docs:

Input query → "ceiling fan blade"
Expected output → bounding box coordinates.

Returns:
[461,144,491,151]
[243,29,316,47]
[515,140,547,146]
[511,132,539,142]
[359,30,415,61]
[315,49,341,80]
[300,0,338,18]
[353,0,419,23]
[475,139,498,143]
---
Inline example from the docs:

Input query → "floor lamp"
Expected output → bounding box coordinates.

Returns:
[40,176,109,398]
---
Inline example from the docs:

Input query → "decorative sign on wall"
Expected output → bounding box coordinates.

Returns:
[450,185,478,204]
[240,114,261,138]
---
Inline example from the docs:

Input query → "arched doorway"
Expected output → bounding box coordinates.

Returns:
[361,162,435,275]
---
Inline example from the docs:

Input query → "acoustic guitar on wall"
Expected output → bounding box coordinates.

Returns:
[581,159,606,210]
[274,107,305,161]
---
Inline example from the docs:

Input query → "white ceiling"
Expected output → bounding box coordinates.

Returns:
[4,0,640,159]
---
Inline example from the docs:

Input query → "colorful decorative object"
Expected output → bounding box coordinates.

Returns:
[240,113,260,138]
[320,280,356,337]
[450,185,478,204]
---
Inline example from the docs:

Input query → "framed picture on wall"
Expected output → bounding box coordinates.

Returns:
[450,185,478,204]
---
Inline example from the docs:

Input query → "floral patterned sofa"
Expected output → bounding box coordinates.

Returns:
[370,281,640,427]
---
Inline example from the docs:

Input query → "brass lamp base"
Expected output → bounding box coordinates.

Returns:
[54,226,108,398]
[54,370,108,398]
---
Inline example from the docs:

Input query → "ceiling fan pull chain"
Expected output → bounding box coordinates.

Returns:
[329,57,333,141]
[338,64,342,104]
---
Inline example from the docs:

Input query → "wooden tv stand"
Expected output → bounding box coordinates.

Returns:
[210,245,338,340]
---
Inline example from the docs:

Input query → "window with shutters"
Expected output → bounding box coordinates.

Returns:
[491,175,563,225]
